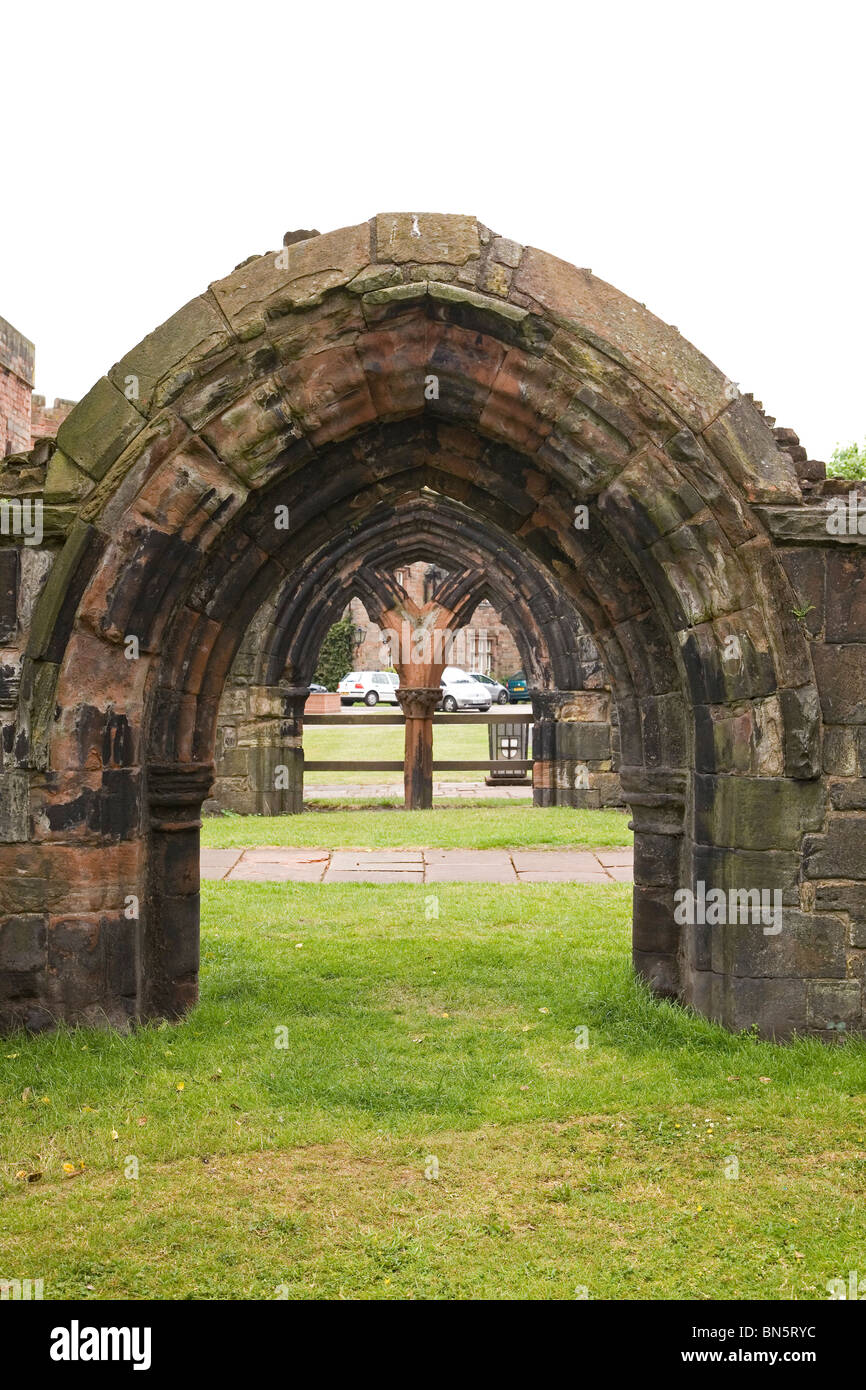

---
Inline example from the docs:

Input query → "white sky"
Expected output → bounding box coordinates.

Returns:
[2,0,863,460]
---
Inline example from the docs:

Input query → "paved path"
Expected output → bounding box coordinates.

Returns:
[201,847,633,884]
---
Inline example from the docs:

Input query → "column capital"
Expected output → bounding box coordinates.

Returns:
[147,761,214,831]
[619,766,687,835]
[395,687,442,720]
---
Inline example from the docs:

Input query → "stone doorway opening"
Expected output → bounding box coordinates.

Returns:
[2,213,855,1040]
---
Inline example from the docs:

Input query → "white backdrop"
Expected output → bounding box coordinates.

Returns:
[2,0,863,461]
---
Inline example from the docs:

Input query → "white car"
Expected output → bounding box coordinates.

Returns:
[337,670,400,706]
[439,667,492,712]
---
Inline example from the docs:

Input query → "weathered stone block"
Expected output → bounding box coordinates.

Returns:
[825,551,866,642]
[694,774,825,851]
[702,397,801,505]
[103,913,137,998]
[0,914,47,971]
[823,725,858,776]
[0,769,29,841]
[633,831,683,886]
[559,691,610,722]
[375,213,480,266]
[158,893,200,982]
[633,949,679,998]
[813,881,866,921]
[632,885,681,955]
[812,644,866,724]
[722,976,807,1039]
[711,908,846,980]
[807,979,862,1031]
[829,779,866,810]
[779,548,825,637]
[555,721,610,760]
[0,548,19,643]
[513,247,730,433]
[690,843,801,907]
[56,377,148,482]
[779,685,821,779]
[211,223,371,335]
[25,521,104,664]
[43,449,94,505]
[109,295,233,415]
[803,816,866,879]
[491,237,523,269]
[427,282,546,351]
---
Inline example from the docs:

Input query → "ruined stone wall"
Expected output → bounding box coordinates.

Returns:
[768,477,866,1032]
[31,396,76,441]
[0,315,76,456]
[2,211,864,1041]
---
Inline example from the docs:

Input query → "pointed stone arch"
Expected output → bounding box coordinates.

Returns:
[2,211,858,1039]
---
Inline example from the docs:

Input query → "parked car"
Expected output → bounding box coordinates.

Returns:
[438,667,492,713]
[337,670,400,706]
[470,672,509,704]
[506,671,531,702]
[308,682,328,694]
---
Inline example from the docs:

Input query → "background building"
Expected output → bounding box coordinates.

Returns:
[348,562,522,677]
[0,314,74,456]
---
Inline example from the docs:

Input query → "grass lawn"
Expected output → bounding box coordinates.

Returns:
[201,804,633,850]
[304,718,505,782]
[2,882,864,1300]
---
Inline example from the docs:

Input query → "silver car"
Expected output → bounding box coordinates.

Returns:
[439,668,492,712]
[469,672,510,705]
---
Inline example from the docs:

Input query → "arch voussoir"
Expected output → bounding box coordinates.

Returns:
[1,211,860,1041]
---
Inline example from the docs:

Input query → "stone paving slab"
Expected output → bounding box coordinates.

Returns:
[201,847,633,884]
[596,850,634,867]
[511,850,602,870]
[425,850,515,883]
[200,849,243,879]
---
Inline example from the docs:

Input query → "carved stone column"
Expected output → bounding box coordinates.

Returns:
[144,761,214,1020]
[395,687,442,810]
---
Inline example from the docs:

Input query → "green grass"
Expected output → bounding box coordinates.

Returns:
[305,719,502,782]
[2,882,865,1300]
[202,804,632,850]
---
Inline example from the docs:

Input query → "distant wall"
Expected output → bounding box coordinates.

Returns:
[31,395,76,441]
[0,317,34,457]
[0,315,74,455]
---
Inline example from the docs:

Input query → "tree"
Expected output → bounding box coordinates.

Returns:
[827,440,866,480]
[313,617,357,690]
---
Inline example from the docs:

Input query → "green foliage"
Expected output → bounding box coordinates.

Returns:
[313,617,356,690]
[827,439,866,479]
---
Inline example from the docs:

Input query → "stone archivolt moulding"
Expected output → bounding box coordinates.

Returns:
[0,212,861,1039]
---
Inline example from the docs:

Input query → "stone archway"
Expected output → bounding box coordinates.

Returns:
[208,493,617,816]
[0,211,860,1038]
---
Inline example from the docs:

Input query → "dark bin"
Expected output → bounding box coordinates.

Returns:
[486,718,531,784]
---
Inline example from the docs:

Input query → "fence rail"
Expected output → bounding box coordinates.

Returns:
[305,760,534,772]
[303,709,533,777]
[304,711,533,726]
